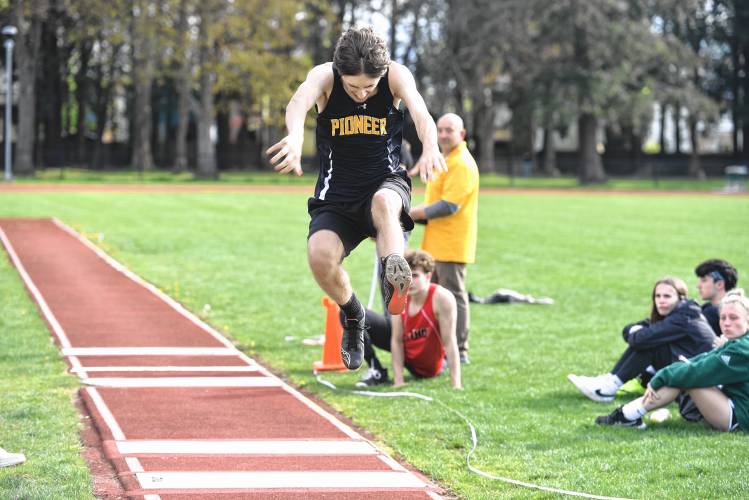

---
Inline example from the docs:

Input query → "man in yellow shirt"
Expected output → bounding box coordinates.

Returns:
[409,113,479,363]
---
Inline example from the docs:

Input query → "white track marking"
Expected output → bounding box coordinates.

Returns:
[125,457,144,472]
[143,496,161,500]
[70,365,258,373]
[68,356,88,378]
[0,226,73,349]
[116,440,377,456]
[86,387,126,441]
[377,453,407,472]
[62,347,235,356]
[82,377,281,388]
[136,471,427,490]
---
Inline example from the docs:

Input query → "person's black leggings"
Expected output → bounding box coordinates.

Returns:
[611,345,675,383]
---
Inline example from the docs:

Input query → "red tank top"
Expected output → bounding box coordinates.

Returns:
[401,283,445,377]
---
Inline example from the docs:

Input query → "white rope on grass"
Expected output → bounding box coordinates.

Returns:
[315,374,634,500]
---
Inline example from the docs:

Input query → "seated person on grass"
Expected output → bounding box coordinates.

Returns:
[596,289,749,430]
[568,277,715,402]
[344,249,461,389]
[695,258,738,337]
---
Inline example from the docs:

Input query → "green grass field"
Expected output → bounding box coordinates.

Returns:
[16,167,744,192]
[0,187,748,499]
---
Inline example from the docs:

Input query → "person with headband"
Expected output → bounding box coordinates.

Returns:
[695,259,739,336]
[568,277,715,403]
[596,289,749,430]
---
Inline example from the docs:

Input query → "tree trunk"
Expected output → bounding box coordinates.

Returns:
[389,0,397,60]
[687,117,705,180]
[39,14,63,163]
[730,37,740,157]
[174,0,191,173]
[194,6,217,179]
[743,40,749,163]
[91,43,119,170]
[12,2,47,175]
[673,104,682,155]
[474,99,496,173]
[577,113,605,184]
[659,102,667,154]
[542,127,559,176]
[131,0,155,170]
[76,39,93,165]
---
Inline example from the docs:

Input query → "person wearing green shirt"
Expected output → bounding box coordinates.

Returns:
[596,289,749,430]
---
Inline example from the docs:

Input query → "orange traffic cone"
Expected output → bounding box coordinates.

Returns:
[313,296,348,373]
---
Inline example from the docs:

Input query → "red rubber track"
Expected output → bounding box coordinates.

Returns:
[0,218,442,500]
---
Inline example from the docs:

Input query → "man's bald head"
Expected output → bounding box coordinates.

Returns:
[436,113,465,154]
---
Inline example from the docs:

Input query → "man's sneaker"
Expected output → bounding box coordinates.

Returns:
[460,352,471,364]
[595,406,646,429]
[0,448,26,468]
[355,367,389,387]
[381,254,411,315]
[340,316,366,370]
[567,374,615,403]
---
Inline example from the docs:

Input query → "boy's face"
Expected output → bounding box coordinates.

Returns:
[697,275,723,302]
[340,73,381,103]
[409,267,431,296]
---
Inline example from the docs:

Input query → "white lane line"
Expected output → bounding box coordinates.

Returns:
[116,440,377,456]
[143,496,161,500]
[68,356,88,378]
[82,377,282,388]
[377,453,408,472]
[0,226,73,349]
[86,387,126,441]
[125,457,144,472]
[62,347,235,356]
[70,365,259,373]
[136,471,427,490]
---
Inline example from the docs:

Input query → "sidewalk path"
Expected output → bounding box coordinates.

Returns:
[0,218,442,499]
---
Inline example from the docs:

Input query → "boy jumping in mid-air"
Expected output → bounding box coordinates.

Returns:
[267,27,445,370]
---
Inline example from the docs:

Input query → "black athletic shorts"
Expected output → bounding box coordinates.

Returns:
[307,174,413,257]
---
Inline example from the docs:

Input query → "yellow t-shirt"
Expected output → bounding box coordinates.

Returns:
[421,141,479,263]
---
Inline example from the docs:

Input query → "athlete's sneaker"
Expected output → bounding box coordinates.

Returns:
[567,374,615,403]
[381,254,412,315]
[340,316,366,370]
[595,406,646,429]
[0,448,26,468]
[355,367,389,387]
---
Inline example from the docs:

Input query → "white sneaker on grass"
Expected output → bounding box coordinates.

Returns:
[0,447,26,468]
[567,373,616,403]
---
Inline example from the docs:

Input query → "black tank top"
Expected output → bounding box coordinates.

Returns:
[314,67,405,201]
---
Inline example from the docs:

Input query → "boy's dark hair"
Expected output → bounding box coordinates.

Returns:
[650,277,688,323]
[695,259,738,291]
[333,27,390,77]
[405,249,435,274]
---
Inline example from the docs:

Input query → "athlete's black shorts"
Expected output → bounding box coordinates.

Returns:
[307,174,414,257]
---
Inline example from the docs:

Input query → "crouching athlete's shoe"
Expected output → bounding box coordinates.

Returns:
[382,253,412,315]
[340,315,366,370]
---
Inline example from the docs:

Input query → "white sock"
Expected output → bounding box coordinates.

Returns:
[622,400,647,421]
